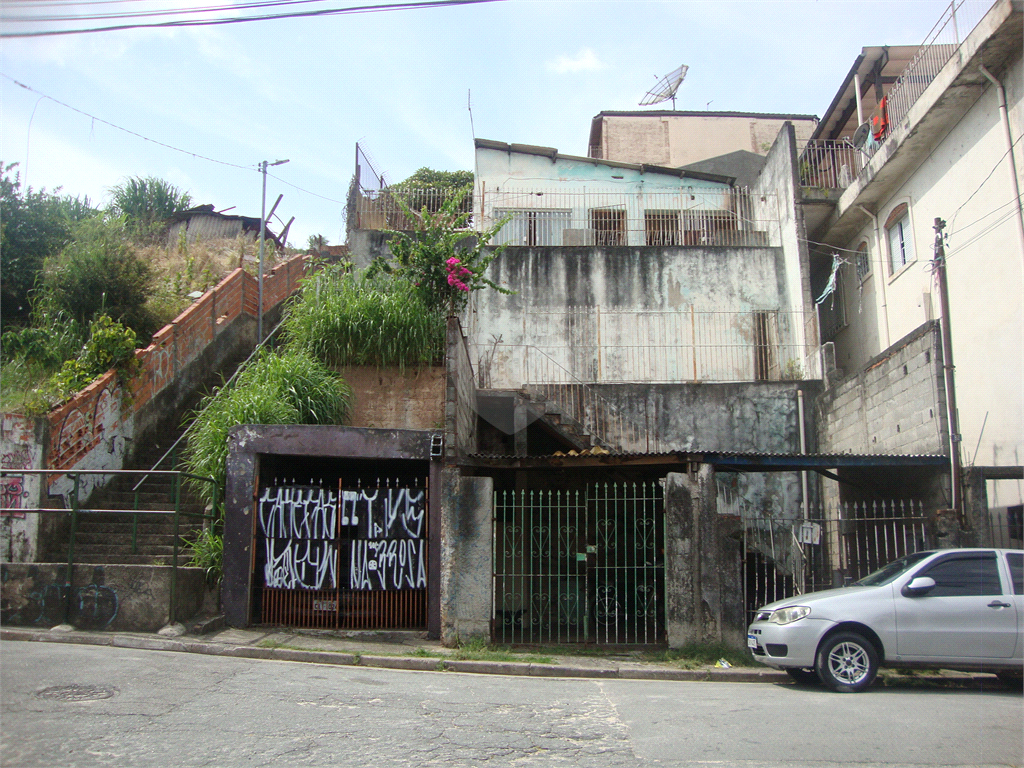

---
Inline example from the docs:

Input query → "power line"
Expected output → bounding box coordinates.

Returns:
[266,171,346,204]
[2,73,255,171]
[948,132,1024,232]
[4,0,376,24]
[2,0,503,37]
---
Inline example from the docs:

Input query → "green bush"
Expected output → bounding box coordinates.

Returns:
[282,267,445,368]
[38,215,159,341]
[108,175,191,238]
[183,350,353,508]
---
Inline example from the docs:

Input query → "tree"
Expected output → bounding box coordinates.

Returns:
[370,189,511,316]
[0,162,96,326]
[392,167,474,214]
[107,175,191,236]
[38,215,159,341]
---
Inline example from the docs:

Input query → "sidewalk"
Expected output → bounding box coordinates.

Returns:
[0,624,1005,688]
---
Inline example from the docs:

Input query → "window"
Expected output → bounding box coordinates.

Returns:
[645,211,680,246]
[855,241,871,281]
[494,209,571,246]
[1006,552,1023,596]
[919,553,1003,597]
[885,204,914,274]
[591,208,626,246]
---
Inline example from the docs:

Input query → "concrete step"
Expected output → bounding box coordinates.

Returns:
[72,553,182,566]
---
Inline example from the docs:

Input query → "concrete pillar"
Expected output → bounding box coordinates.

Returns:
[664,466,744,649]
[439,467,493,646]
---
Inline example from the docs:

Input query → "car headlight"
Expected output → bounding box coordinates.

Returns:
[767,606,811,624]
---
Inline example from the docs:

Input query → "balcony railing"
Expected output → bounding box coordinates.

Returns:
[477,187,777,248]
[798,140,861,190]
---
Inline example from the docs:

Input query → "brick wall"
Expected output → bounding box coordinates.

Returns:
[44,255,310,481]
[816,321,947,455]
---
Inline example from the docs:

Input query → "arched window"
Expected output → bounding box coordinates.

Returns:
[855,241,871,281]
[885,203,914,274]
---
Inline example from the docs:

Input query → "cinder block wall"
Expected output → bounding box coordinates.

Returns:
[816,321,947,456]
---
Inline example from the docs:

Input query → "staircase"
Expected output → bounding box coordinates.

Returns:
[71,437,208,566]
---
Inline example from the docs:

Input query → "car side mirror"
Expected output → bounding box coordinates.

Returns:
[901,576,936,597]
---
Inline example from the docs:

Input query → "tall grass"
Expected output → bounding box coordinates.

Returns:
[182,350,353,507]
[282,267,445,369]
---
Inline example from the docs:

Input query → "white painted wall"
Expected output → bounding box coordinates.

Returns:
[829,57,1024,508]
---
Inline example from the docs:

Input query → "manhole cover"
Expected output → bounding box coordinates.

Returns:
[36,684,118,702]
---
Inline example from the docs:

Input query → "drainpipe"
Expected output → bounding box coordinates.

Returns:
[979,65,1024,268]
[857,204,891,348]
[797,389,809,522]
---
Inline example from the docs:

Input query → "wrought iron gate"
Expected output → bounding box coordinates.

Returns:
[256,478,428,630]
[492,482,664,645]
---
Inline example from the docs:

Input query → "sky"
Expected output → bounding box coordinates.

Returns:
[1,0,964,248]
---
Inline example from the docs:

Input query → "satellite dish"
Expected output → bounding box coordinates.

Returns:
[640,65,689,109]
[852,122,871,149]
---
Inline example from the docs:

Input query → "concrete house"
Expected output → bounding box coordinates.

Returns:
[801,0,1023,544]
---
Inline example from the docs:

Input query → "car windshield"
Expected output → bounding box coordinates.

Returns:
[853,551,934,587]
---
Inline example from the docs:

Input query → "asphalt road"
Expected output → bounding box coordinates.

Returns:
[1,641,1021,768]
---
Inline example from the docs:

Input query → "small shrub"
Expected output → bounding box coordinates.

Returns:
[183,350,353,508]
[184,523,224,586]
[282,267,445,369]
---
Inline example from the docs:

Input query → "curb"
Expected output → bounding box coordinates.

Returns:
[0,628,1006,688]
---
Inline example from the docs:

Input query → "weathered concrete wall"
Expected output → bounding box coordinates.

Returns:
[816,321,946,456]
[439,468,492,646]
[751,123,818,355]
[595,113,818,168]
[0,563,208,632]
[664,468,744,649]
[346,230,395,270]
[341,367,445,431]
[1,415,46,563]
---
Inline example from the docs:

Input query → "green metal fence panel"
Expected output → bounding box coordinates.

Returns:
[493,481,664,645]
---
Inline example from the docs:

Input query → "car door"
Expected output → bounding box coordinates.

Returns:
[894,551,1018,661]
[1002,551,1024,660]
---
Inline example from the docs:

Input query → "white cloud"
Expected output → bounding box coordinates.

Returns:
[546,48,606,74]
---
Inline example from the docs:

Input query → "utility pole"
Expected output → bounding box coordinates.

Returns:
[258,159,289,343]
[933,218,963,517]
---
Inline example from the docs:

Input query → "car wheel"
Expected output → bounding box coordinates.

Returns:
[815,632,879,693]
[785,668,820,686]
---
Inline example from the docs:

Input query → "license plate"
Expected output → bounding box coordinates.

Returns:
[747,633,758,649]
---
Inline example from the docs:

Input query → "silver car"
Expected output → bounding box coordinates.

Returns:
[747,548,1023,692]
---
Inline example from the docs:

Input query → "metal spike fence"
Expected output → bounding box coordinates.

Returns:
[742,500,929,620]
[492,482,664,645]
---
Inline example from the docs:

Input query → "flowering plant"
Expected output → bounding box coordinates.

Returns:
[368,186,512,316]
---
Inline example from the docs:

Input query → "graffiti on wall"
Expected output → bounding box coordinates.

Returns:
[0,564,119,629]
[257,482,427,591]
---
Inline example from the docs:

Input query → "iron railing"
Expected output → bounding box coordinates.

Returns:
[492,482,664,645]
[742,501,929,619]
[0,468,217,628]
[885,0,994,139]
[469,309,818,388]
[798,140,862,190]
[352,186,474,231]
[477,187,776,248]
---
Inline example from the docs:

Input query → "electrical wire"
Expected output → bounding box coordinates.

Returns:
[266,171,346,204]
[2,0,503,37]
[948,132,1024,232]
[4,0,388,24]
[2,73,255,171]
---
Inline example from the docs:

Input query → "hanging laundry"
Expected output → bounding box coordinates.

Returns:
[816,253,848,306]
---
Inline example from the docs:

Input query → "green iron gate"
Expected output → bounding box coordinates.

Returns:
[492,482,664,645]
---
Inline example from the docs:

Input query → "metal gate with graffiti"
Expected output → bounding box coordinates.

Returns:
[492,482,664,645]
[256,478,428,630]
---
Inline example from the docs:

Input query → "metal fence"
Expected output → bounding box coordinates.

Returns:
[477,187,775,248]
[885,0,994,139]
[493,482,664,645]
[798,140,862,190]
[0,468,217,627]
[742,500,929,619]
[469,309,818,387]
[352,186,473,231]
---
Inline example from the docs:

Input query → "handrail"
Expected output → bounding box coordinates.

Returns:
[1,468,217,628]
[131,315,288,493]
